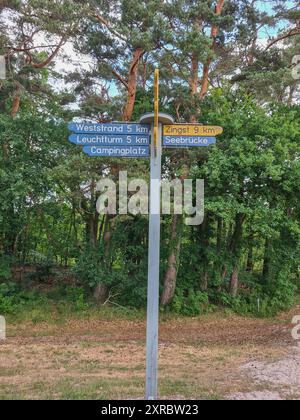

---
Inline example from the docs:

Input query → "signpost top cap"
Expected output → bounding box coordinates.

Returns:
[139,112,174,125]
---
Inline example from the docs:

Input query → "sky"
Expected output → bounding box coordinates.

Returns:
[256,0,296,39]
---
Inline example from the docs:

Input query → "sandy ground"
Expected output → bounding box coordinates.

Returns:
[229,347,300,400]
[0,304,300,400]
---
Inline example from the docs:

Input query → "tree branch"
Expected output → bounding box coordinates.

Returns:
[32,37,65,69]
[200,0,226,99]
[94,13,127,42]
[10,44,65,53]
[266,27,300,50]
[111,69,129,90]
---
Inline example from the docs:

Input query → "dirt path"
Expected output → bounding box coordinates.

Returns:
[0,305,299,400]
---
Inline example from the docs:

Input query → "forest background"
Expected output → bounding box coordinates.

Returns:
[0,0,300,318]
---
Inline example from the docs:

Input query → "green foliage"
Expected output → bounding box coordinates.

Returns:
[171,290,209,316]
[0,281,36,314]
[0,255,12,281]
[0,1,299,319]
[73,244,123,289]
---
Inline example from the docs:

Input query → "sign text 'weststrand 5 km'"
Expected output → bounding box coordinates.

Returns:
[68,122,151,158]
[68,122,151,135]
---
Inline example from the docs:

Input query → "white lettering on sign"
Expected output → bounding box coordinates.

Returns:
[90,146,148,156]
[164,136,210,146]
[72,135,149,145]
[72,124,150,134]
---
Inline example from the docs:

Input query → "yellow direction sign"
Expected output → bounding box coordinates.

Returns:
[163,124,223,137]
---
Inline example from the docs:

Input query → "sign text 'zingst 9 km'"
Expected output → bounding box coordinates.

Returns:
[163,124,223,137]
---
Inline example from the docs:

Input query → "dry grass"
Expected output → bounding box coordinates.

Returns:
[0,303,299,400]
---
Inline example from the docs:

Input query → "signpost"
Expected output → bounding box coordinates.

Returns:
[68,70,223,401]
[143,70,173,401]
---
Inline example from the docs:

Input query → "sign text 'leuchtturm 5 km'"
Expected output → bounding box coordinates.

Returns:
[68,123,151,158]
[69,134,150,146]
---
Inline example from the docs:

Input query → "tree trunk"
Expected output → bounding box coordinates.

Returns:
[94,215,111,305]
[2,92,20,159]
[2,141,9,160]
[246,230,254,272]
[94,283,109,304]
[229,266,239,297]
[221,266,227,286]
[216,216,223,254]
[202,271,208,291]
[262,238,271,282]
[228,213,245,296]
[123,48,144,121]
[86,213,99,244]
[189,18,202,122]
[11,95,20,118]
[161,164,189,306]
[200,0,226,99]
[160,214,182,306]
[200,63,210,99]
[189,52,199,123]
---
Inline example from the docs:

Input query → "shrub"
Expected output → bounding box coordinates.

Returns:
[171,289,209,316]
[0,255,12,281]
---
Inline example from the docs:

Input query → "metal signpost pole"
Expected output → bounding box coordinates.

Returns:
[139,110,174,401]
[145,120,162,400]
[139,71,174,400]
[145,69,160,400]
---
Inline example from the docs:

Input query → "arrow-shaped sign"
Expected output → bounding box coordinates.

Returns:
[69,134,150,146]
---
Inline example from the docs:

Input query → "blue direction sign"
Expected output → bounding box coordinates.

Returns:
[69,133,150,146]
[163,136,216,148]
[68,122,151,135]
[83,145,150,158]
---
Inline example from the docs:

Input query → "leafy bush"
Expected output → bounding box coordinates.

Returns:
[209,274,296,317]
[64,286,90,311]
[73,245,118,290]
[171,289,209,316]
[0,282,22,314]
[25,261,57,283]
[0,255,12,281]
[0,294,18,314]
